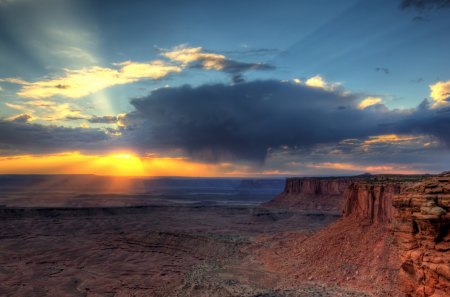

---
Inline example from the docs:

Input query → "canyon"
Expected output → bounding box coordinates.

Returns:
[0,174,448,296]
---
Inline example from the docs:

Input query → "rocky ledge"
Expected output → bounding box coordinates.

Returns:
[392,173,450,297]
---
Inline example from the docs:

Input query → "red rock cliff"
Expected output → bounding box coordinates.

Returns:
[392,173,450,297]
[342,182,407,224]
[263,177,355,212]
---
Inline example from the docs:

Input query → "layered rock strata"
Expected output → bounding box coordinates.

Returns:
[342,182,407,224]
[392,173,450,297]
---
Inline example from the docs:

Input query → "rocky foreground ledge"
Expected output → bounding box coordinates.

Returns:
[392,173,450,297]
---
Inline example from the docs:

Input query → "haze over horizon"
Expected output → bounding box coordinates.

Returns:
[1,0,450,177]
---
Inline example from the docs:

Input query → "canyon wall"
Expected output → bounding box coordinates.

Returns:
[263,177,357,212]
[392,173,450,297]
[265,175,423,213]
[342,182,408,224]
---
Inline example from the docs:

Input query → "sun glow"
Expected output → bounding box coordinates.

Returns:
[0,152,233,177]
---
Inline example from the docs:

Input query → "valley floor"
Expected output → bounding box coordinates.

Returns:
[0,205,385,297]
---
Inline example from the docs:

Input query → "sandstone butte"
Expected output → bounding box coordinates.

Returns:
[262,173,449,296]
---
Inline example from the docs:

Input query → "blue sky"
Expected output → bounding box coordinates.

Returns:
[1,0,450,176]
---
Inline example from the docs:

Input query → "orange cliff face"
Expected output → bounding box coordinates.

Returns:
[392,173,450,297]
[342,182,408,224]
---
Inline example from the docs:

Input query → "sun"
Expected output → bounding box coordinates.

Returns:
[113,154,132,160]
[95,153,146,176]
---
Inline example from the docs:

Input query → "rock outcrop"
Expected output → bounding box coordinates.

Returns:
[263,177,356,212]
[392,173,450,296]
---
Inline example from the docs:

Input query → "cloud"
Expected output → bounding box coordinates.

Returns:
[361,134,425,152]
[2,45,274,99]
[375,67,390,74]
[162,46,226,68]
[363,134,421,145]
[116,80,450,164]
[0,120,109,155]
[5,102,28,111]
[358,96,383,109]
[120,81,390,162]
[4,100,89,121]
[400,0,450,10]
[7,113,32,123]
[429,80,450,106]
[304,75,340,91]
[88,114,126,126]
[1,61,182,99]
[162,45,275,83]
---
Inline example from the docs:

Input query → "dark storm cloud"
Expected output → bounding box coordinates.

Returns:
[121,81,396,162]
[400,0,450,10]
[119,81,450,163]
[0,120,109,155]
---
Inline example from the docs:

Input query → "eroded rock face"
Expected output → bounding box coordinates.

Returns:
[392,173,450,297]
[263,177,355,212]
[343,182,407,224]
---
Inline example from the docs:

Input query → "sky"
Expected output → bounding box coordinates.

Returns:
[1,0,450,177]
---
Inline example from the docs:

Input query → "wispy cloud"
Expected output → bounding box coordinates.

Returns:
[1,45,274,99]
[0,61,181,99]
[162,45,274,83]
[4,100,88,121]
